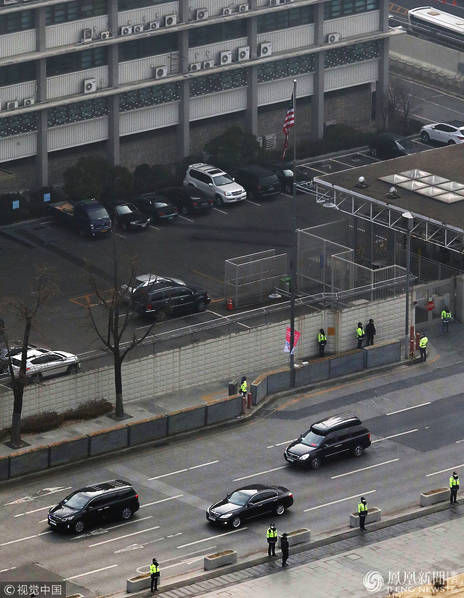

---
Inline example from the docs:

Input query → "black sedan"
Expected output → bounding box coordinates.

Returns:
[111,203,150,231]
[206,484,293,529]
[133,193,179,224]
[161,186,213,215]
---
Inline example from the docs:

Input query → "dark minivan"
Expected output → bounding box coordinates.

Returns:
[369,133,408,160]
[48,479,139,534]
[133,279,210,320]
[161,186,213,215]
[234,165,280,200]
[284,415,371,470]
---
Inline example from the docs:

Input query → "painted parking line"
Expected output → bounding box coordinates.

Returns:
[267,439,296,449]
[148,460,219,481]
[65,564,118,580]
[177,528,247,549]
[140,494,184,509]
[233,466,287,482]
[304,490,376,512]
[0,531,52,547]
[88,525,160,548]
[14,504,55,518]
[371,429,419,444]
[386,402,430,416]
[426,463,464,477]
[213,207,228,215]
[150,225,160,231]
[178,215,194,223]
[330,459,400,480]
[246,199,262,207]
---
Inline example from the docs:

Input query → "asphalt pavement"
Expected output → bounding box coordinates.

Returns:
[0,319,463,597]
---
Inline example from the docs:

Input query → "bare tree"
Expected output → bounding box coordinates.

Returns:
[0,267,56,448]
[86,236,156,419]
[386,80,417,134]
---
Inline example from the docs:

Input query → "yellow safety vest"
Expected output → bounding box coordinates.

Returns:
[241,381,247,393]
[356,327,364,338]
[450,476,459,488]
[318,333,327,343]
[267,528,277,540]
[358,502,368,513]
[150,564,160,574]
[419,336,428,348]
[441,310,447,320]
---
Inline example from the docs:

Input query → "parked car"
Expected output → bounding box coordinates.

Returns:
[420,121,464,145]
[284,415,371,470]
[160,186,213,215]
[132,279,210,320]
[260,161,294,193]
[369,133,409,159]
[0,344,35,374]
[133,193,179,224]
[9,347,80,382]
[48,480,140,534]
[206,484,293,529]
[49,199,112,237]
[120,274,186,302]
[110,203,150,231]
[183,163,246,206]
[233,165,280,200]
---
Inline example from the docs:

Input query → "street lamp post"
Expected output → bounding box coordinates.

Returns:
[289,80,297,388]
[403,211,413,359]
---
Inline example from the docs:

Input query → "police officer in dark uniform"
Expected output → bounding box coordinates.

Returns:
[358,497,368,531]
[281,533,289,567]
[150,558,160,593]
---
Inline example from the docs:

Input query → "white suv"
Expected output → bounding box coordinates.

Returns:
[183,163,246,205]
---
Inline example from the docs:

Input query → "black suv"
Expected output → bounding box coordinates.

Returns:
[234,165,280,200]
[48,480,139,534]
[133,279,210,320]
[161,186,213,215]
[284,415,371,470]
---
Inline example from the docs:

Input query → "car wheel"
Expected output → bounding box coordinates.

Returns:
[420,131,430,143]
[353,444,364,457]
[310,456,321,470]
[156,309,168,322]
[73,520,85,534]
[231,516,241,529]
[196,300,206,313]
[448,140,456,145]
[67,364,79,375]
[215,195,224,207]
[121,506,133,520]
[31,373,42,384]
[275,503,286,516]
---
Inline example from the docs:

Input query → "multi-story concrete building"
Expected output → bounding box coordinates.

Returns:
[0,0,396,188]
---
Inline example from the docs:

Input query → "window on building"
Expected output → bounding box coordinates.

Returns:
[47,48,108,76]
[189,21,247,47]
[257,5,314,33]
[118,0,172,9]
[119,33,177,61]
[0,61,36,86]
[0,10,34,35]
[324,0,378,19]
[45,0,107,26]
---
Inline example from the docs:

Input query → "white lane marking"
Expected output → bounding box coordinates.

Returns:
[178,215,194,223]
[136,547,214,575]
[372,429,419,443]
[88,525,160,548]
[4,486,72,506]
[411,113,436,124]
[237,321,250,330]
[70,516,153,540]
[456,439,464,444]
[0,567,16,573]
[148,460,219,480]
[140,494,183,508]
[246,199,261,207]
[115,233,126,240]
[331,459,400,480]
[426,463,464,477]
[213,207,228,215]
[233,466,287,482]
[114,532,183,553]
[177,528,247,549]
[65,564,118,580]
[14,505,54,517]
[267,439,296,449]
[77,350,98,357]
[304,490,376,512]
[386,402,431,416]
[0,531,52,547]
[150,225,160,231]
[206,309,226,319]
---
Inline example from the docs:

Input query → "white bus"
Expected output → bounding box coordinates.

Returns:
[408,6,464,47]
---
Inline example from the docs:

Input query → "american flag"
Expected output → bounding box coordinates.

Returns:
[282,94,295,159]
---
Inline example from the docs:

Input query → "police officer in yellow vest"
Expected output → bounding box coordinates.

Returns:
[419,333,428,362]
[358,497,368,531]
[150,558,160,593]
[317,329,327,356]
[266,523,278,556]
[441,306,450,333]
[356,322,365,349]
[240,376,247,399]
[450,472,460,504]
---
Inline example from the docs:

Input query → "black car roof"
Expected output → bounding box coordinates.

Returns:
[311,415,361,433]
[78,479,132,494]
[236,484,276,492]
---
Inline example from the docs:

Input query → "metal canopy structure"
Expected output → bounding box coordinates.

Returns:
[299,178,464,255]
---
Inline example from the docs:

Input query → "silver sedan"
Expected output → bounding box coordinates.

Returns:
[10,348,80,382]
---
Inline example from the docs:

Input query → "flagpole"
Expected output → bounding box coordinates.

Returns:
[289,79,297,388]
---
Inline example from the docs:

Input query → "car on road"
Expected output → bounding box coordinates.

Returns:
[49,199,112,237]
[133,192,179,224]
[183,163,247,206]
[284,415,371,470]
[206,484,293,529]
[10,347,80,382]
[368,133,409,159]
[233,165,280,200]
[0,344,35,373]
[110,202,150,231]
[160,186,214,215]
[120,274,187,302]
[48,480,139,534]
[132,278,210,320]
[420,121,464,145]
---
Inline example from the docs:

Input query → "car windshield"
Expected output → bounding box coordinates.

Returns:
[212,174,233,186]
[63,492,90,510]
[228,491,251,506]
[116,205,133,215]
[87,207,108,219]
[300,430,325,447]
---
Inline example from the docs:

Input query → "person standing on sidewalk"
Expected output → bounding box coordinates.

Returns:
[365,319,376,346]
[266,523,278,556]
[356,322,365,349]
[317,329,327,357]
[441,307,449,333]
[450,472,460,504]
[281,533,289,567]
[240,376,247,399]
[358,497,368,531]
[150,558,160,593]
[419,333,428,362]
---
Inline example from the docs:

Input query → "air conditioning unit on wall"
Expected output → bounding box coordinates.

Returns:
[222,7,232,15]
[202,59,215,69]
[23,97,35,107]
[195,8,209,20]
[238,3,249,12]
[220,51,233,65]
[83,78,97,94]
[120,25,133,36]
[164,14,177,26]
[81,28,93,42]
[237,46,250,61]
[154,65,168,79]
[327,32,341,43]
[188,62,202,72]
[100,30,111,40]
[149,20,161,30]
[6,100,19,110]
[133,24,144,34]
[258,42,272,57]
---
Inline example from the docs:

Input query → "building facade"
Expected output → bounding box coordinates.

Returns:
[0,0,394,188]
